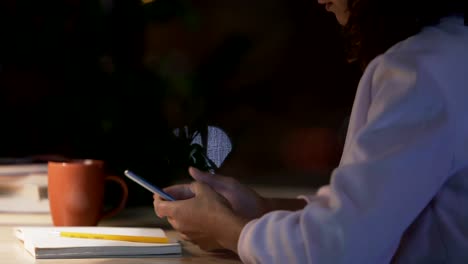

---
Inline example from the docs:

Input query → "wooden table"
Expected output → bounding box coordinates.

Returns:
[0,206,242,264]
[0,185,316,263]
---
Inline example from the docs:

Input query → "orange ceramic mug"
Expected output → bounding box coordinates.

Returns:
[48,159,128,226]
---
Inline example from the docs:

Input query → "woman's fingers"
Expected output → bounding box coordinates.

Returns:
[188,167,212,183]
[167,217,181,230]
[189,167,236,191]
[179,233,192,242]
[163,184,194,200]
[154,199,178,218]
[188,181,220,199]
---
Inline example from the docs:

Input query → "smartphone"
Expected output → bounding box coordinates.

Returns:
[124,170,176,201]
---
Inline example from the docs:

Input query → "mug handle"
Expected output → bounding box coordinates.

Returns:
[100,175,129,220]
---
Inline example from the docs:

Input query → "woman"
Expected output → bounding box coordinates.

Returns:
[154,0,468,262]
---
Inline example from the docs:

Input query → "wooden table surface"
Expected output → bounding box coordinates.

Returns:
[0,227,242,264]
[0,206,242,264]
[0,185,316,264]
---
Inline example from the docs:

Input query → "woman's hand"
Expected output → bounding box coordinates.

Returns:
[154,181,249,252]
[164,167,270,220]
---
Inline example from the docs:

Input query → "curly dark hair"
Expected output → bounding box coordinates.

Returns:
[344,0,466,69]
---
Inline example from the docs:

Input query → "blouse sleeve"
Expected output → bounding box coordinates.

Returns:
[237,54,454,264]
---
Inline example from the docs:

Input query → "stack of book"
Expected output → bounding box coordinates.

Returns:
[0,163,51,224]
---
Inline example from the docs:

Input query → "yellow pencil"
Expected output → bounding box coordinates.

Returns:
[59,231,170,244]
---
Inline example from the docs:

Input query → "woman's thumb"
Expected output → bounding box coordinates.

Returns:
[189,181,212,196]
[188,167,226,190]
[189,166,211,182]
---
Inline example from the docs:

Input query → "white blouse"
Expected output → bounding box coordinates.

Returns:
[238,16,468,264]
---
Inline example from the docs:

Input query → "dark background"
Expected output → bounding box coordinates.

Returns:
[0,0,360,205]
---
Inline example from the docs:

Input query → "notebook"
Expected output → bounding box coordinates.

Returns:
[14,226,182,259]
